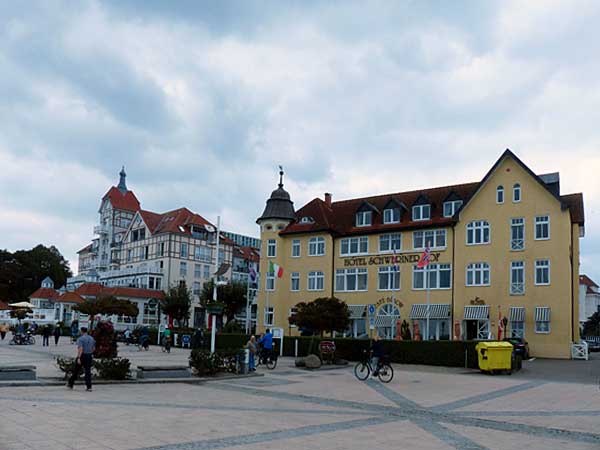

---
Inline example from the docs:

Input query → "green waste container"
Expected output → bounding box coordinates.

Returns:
[476,341,514,374]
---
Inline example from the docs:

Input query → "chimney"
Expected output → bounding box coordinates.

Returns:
[324,193,332,207]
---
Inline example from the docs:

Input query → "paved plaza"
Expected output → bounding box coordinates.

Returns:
[0,336,599,450]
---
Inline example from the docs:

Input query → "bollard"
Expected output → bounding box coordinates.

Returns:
[174,333,178,347]
[295,339,298,358]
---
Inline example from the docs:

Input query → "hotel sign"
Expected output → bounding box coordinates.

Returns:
[343,252,441,267]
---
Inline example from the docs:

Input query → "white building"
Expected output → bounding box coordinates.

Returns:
[579,274,600,325]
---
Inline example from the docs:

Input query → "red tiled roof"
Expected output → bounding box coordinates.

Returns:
[234,246,260,263]
[29,287,60,300]
[56,292,85,304]
[75,283,104,296]
[282,182,478,236]
[0,300,10,310]
[580,274,598,288]
[137,208,234,245]
[103,186,140,212]
[100,286,165,300]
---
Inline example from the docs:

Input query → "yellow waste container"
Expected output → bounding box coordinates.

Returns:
[476,341,514,374]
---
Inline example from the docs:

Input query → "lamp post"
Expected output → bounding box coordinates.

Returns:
[210,216,221,353]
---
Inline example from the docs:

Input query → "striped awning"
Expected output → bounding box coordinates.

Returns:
[464,305,489,320]
[409,304,451,320]
[535,306,551,322]
[509,306,525,322]
[348,304,366,319]
[374,315,399,327]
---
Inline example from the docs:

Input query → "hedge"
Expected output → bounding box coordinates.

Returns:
[217,334,479,369]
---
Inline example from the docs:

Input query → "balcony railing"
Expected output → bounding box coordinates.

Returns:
[94,224,109,235]
[510,282,525,295]
[511,239,524,250]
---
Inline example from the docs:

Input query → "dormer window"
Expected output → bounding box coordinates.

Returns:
[412,204,430,221]
[356,210,372,227]
[299,216,314,224]
[383,208,400,224]
[443,200,463,218]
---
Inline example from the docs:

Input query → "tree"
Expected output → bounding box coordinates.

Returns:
[582,312,600,337]
[288,297,350,337]
[9,308,31,321]
[73,295,138,329]
[200,280,247,320]
[160,282,192,327]
[0,245,72,301]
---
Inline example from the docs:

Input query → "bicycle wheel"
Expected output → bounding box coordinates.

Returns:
[28,336,36,345]
[354,362,370,380]
[378,364,394,383]
[266,357,277,370]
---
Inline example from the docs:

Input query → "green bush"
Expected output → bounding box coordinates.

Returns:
[93,357,131,380]
[222,321,244,334]
[56,356,78,380]
[189,348,244,376]
[215,333,250,350]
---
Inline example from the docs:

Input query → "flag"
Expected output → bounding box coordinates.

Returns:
[497,307,504,341]
[417,244,431,269]
[248,265,257,283]
[268,261,284,278]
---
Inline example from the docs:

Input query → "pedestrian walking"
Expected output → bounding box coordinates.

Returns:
[67,327,95,391]
[0,322,8,340]
[53,325,61,345]
[246,335,257,372]
[42,325,51,346]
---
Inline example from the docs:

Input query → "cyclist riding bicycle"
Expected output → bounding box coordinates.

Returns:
[257,328,273,363]
[370,334,385,376]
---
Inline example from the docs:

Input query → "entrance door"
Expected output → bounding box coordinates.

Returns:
[477,320,490,339]
[465,320,478,340]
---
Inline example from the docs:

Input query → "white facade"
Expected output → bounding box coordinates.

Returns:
[579,276,600,324]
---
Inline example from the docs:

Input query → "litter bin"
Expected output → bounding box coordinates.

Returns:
[476,341,514,374]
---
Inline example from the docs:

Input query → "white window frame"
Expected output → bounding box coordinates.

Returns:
[510,218,525,251]
[443,200,463,218]
[356,210,372,227]
[413,229,446,250]
[466,220,490,245]
[412,264,452,290]
[264,306,274,326]
[291,239,301,257]
[290,272,300,292]
[267,239,276,258]
[289,308,298,327]
[535,259,550,285]
[179,261,187,278]
[535,215,550,240]
[379,233,401,253]
[383,208,400,224]
[340,237,369,256]
[266,273,275,291]
[307,271,325,291]
[510,261,525,295]
[194,264,201,278]
[308,237,325,256]
[412,204,431,221]
[335,268,368,292]
[466,262,490,286]
[513,183,521,203]
[180,242,188,258]
[378,266,400,291]
[496,186,504,204]
[511,321,524,339]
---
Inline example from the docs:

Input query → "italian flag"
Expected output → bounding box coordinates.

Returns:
[269,261,284,278]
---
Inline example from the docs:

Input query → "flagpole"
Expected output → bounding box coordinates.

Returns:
[210,215,220,354]
[425,240,431,341]
[245,271,251,334]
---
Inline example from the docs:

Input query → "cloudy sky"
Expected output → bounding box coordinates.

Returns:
[1,0,599,281]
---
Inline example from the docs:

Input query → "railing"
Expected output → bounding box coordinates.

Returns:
[94,224,109,235]
[510,238,524,250]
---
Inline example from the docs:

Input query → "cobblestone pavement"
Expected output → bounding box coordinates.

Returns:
[1,337,599,449]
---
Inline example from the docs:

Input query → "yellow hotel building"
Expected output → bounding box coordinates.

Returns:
[256,150,585,358]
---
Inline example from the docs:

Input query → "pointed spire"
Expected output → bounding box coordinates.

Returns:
[278,165,284,188]
[118,166,127,194]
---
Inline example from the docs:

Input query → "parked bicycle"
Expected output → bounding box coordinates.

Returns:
[9,331,35,346]
[354,350,394,383]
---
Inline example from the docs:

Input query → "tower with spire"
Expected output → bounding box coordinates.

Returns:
[118,166,128,194]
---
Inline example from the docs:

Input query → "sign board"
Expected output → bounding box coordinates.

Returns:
[182,334,191,348]
[271,327,284,356]
[368,304,376,330]
[368,304,376,316]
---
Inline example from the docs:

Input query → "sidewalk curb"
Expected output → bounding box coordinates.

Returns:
[0,372,264,388]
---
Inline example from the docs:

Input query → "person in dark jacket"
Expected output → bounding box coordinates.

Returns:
[42,325,51,346]
[53,325,61,346]
[370,334,385,376]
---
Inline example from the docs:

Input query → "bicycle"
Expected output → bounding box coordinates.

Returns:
[256,347,277,369]
[354,350,394,383]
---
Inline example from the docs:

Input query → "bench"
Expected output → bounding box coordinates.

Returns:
[136,365,191,379]
[0,365,37,381]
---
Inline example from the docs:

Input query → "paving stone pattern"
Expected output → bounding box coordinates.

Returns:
[0,336,599,449]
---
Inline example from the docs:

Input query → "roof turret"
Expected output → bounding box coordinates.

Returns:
[257,166,295,223]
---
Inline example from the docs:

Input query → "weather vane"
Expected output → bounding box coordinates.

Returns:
[278,165,284,187]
